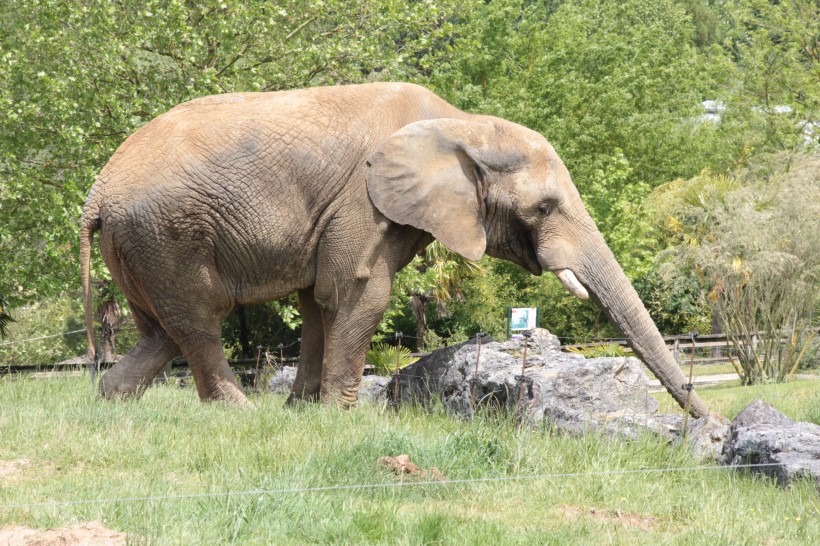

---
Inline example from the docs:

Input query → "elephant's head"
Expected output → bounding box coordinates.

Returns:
[366,117,709,417]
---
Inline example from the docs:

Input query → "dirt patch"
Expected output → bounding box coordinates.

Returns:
[376,454,446,481]
[558,504,663,531]
[0,521,126,546]
[0,459,31,483]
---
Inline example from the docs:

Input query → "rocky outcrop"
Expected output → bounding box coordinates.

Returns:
[722,399,820,486]
[385,329,727,458]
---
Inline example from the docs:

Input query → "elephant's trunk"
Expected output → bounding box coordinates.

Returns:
[576,234,710,418]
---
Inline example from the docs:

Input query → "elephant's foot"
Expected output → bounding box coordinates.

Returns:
[196,376,253,408]
[286,377,322,405]
[98,368,149,400]
[97,332,180,400]
[320,383,360,408]
[285,390,320,405]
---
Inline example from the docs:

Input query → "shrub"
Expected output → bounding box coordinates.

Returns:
[566,343,629,358]
[365,343,419,376]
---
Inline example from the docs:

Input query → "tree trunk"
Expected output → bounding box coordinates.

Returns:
[96,281,121,363]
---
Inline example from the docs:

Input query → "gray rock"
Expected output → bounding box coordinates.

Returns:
[385,328,733,459]
[391,329,667,430]
[267,366,297,395]
[557,411,729,461]
[731,398,794,428]
[265,366,390,404]
[722,399,820,486]
[358,375,390,404]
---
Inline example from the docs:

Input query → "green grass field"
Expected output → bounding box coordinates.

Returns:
[1,375,819,545]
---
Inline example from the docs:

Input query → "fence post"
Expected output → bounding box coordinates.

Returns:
[278,343,284,370]
[253,345,262,391]
[682,331,698,437]
[393,332,403,404]
[673,339,680,366]
[517,330,532,417]
[471,332,485,410]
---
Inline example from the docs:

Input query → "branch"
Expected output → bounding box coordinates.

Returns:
[285,16,317,42]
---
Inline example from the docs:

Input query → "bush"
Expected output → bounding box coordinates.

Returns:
[655,155,819,384]
[565,343,629,359]
[365,343,419,376]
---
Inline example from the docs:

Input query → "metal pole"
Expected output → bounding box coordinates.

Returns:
[393,332,403,404]
[518,330,531,415]
[471,332,485,409]
[683,331,698,435]
[254,345,262,391]
[278,343,284,371]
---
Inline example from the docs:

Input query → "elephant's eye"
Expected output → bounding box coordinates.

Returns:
[537,203,552,216]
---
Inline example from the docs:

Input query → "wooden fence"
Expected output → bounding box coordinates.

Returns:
[562,328,819,367]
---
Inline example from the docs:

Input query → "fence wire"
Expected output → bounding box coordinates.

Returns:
[0,329,85,347]
[0,463,783,511]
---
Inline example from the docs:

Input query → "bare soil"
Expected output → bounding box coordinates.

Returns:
[558,504,664,531]
[0,521,126,546]
[0,459,31,484]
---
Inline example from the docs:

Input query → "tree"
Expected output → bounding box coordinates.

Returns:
[0,0,474,352]
[654,155,820,383]
[0,0,472,304]
[702,0,819,161]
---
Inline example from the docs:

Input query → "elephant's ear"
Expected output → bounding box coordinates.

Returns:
[366,118,496,261]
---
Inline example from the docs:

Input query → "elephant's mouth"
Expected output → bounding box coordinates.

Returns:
[554,269,589,299]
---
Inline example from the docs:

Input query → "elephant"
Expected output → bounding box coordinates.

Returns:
[80,82,709,417]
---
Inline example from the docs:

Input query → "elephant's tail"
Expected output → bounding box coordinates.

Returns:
[80,198,101,362]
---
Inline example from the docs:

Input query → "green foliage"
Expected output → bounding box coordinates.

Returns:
[655,154,820,384]
[566,343,629,358]
[0,296,138,366]
[715,0,820,156]
[221,297,301,359]
[0,293,12,339]
[365,342,419,376]
[2,0,816,351]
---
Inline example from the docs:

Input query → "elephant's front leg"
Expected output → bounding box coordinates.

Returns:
[287,287,325,403]
[318,275,393,406]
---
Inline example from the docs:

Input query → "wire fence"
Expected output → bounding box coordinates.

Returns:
[0,462,784,511]
[0,328,85,347]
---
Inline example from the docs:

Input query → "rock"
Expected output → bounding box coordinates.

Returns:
[265,366,389,403]
[358,375,390,404]
[731,398,794,428]
[683,414,731,461]
[267,366,297,395]
[722,399,820,486]
[389,330,653,428]
[385,328,733,459]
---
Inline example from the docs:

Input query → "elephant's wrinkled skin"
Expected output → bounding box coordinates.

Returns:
[80,82,709,417]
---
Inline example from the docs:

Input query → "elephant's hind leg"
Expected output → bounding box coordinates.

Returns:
[287,288,325,404]
[169,325,251,407]
[99,309,181,399]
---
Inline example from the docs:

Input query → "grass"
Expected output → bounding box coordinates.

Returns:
[654,376,820,422]
[1,375,819,544]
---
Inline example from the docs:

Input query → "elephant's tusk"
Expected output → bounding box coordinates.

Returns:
[555,269,589,300]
